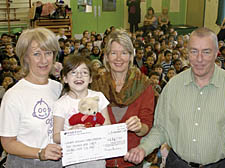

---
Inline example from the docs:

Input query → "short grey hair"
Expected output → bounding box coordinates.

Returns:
[188,27,218,50]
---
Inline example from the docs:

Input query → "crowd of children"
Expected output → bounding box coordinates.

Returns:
[1,13,225,167]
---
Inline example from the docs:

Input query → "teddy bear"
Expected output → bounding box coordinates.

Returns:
[68,96,105,128]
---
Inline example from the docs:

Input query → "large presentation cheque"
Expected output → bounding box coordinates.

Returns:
[60,123,127,166]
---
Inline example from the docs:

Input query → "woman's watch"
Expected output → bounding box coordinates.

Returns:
[38,149,44,161]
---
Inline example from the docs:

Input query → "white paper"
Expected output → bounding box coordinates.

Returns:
[60,123,127,167]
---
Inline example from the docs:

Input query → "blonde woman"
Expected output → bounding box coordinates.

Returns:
[0,27,62,168]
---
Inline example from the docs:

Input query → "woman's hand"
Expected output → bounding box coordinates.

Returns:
[40,144,62,161]
[125,116,142,133]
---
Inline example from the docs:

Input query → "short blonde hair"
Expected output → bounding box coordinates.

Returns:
[103,29,134,71]
[16,27,60,76]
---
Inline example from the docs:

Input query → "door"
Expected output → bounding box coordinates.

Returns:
[71,0,124,35]
[186,0,205,27]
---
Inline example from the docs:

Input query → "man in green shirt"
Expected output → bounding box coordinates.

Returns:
[124,27,225,167]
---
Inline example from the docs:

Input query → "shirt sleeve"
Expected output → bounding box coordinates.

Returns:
[0,90,20,137]
[139,84,169,156]
[53,99,66,118]
[137,86,155,133]
[98,92,109,112]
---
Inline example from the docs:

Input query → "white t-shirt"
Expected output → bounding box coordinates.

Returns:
[0,79,62,148]
[53,89,109,131]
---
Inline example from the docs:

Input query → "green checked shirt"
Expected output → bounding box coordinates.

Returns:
[139,65,225,165]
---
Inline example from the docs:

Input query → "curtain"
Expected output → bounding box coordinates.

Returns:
[216,0,225,25]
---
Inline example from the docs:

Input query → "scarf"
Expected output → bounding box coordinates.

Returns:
[91,67,151,107]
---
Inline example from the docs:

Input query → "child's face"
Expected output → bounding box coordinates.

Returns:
[6,45,14,54]
[74,42,80,50]
[65,41,71,47]
[155,67,162,75]
[83,31,89,38]
[64,63,92,94]
[2,59,10,70]
[86,42,93,51]
[93,47,100,54]
[146,56,154,67]
[136,49,144,59]
[9,58,18,71]
[181,49,188,59]
[59,41,65,48]
[145,46,152,53]
[167,70,176,79]
[168,42,173,49]
[165,53,172,62]
[92,62,101,71]
[82,38,87,45]
[2,76,14,89]
[1,35,8,43]
[148,9,153,15]
[14,68,24,80]
[174,61,182,72]
[98,68,106,76]
[172,53,179,60]
[97,35,102,40]
[219,41,224,48]
[155,44,161,51]
[64,47,71,55]
[90,35,96,42]
[149,75,159,86]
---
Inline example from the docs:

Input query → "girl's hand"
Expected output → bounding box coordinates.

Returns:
[125,116,142,133]
[70,124,86,130]
[40,144,62,161]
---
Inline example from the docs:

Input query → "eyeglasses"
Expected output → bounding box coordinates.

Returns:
[69,70,90,77]
[189,49,213,57]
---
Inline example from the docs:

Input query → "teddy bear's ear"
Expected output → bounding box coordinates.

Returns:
[93,96,99,102]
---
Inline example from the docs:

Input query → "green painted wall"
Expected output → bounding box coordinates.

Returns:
[147,0,187,25]
[70,0,124,36]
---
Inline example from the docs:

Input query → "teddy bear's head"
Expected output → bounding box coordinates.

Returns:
[78,96,99,115]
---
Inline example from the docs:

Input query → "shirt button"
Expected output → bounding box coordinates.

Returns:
[193,139,197,142]
[200,92,203,95]
[195,123,199,126]
[197,107,200,110]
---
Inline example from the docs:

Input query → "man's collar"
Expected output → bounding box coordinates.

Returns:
[184,64,221,88]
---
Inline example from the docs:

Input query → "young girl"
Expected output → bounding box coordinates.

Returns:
[53,56,110,168]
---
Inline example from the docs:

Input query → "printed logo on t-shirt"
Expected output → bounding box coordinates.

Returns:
[32,98,50,119]
[32,98,53,138]
[46,117,53,136]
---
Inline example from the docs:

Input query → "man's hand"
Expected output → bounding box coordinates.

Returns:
[124,147,145,165]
